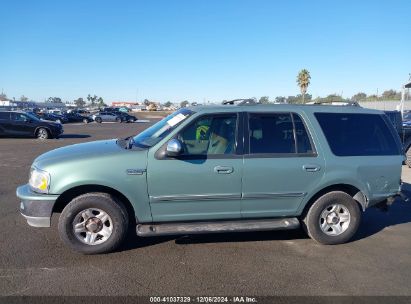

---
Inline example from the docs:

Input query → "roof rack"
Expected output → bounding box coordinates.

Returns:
[222,99,260,106]
[306,100,360,107]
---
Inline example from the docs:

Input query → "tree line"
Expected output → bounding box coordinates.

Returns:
[255,90,403,105]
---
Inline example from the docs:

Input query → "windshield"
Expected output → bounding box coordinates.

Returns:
[133,108,194,148]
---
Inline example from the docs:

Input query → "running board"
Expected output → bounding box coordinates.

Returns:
[136,218,300,237]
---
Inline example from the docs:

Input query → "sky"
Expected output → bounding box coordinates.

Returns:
[0,0,410,104]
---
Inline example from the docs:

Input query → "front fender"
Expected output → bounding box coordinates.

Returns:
[45,150,152,222]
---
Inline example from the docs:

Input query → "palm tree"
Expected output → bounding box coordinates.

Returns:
[296,69,311,103]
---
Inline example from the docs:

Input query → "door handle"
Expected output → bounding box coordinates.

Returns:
[303,164,321,172]
[214,166,234,174]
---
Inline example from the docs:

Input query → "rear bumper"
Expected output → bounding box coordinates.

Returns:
[16,184,59,227]
[371,190,409,211]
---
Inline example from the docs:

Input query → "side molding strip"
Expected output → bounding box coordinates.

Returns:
[150,192,306,203]
[242,192,307,199]
[150,194,241,203]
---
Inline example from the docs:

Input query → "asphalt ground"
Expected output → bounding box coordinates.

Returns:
[0,116,411,297]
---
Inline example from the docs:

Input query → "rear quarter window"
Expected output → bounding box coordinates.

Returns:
[315,113,402,156]
[0,112,10,120]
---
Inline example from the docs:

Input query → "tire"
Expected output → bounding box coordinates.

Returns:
[302,191,361,245]
[58,193,129,254]
[36,127,49,139]
[95,117,102,123]
[83,118,89,124]
[115,117,121,123]
[406,146,411,167]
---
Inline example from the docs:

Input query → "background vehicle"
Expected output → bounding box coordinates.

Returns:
[0,111,63,139]
[118,107,130,113]
[38,113,69,124]
[64,112,93,123]
[101,107,120,113]
[115,112,137,123]
[402,111,411,126]
[383,110,411,167]
[92,112,121,123]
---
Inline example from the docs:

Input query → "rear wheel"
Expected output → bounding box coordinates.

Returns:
[58,193,129,254]
[83,118,89,124]
[95,117,102,123]
[36,128,49,139]
[115,117,121,123]
[302,191,361,245]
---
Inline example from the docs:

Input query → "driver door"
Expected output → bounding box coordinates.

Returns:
[147,113,243,222]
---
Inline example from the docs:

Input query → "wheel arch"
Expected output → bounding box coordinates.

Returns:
[53,184,137,224]
[301,184,367,217]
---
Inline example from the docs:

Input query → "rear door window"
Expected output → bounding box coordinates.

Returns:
[11,113,28,121]
[315,113,401,156]
[248,113,315,155]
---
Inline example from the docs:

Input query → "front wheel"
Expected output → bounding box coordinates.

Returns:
[95,117,102,123]
[83,118,89,124]
[115,117,121,123]
[58,193,129,254]
[302,191,361,245]
[36,128,49,139]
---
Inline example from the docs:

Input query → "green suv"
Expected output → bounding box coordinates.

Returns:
[16,104,404,254]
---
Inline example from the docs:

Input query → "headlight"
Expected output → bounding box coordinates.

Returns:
[29,167,50,194]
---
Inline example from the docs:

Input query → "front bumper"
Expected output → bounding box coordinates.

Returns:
[16,184,59,227]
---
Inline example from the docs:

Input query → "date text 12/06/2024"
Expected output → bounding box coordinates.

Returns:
[149,296,257,303]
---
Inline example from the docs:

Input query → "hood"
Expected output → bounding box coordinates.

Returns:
[40,120,61,127]
[33,139,124,169]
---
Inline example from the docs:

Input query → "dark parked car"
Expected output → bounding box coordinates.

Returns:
[37,113,69,124]
[64,113,93,123]
[402,111,411,126]
[116,112,138,123]
[0,111,63,139]
[383,110,411,166]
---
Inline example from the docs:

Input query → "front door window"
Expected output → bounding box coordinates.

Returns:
[177,114,237,156]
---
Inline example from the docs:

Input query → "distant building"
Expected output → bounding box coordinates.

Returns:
[1,100,38,108]
[111,101,140,107]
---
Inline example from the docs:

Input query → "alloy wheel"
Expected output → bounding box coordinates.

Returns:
[72,208,113,245]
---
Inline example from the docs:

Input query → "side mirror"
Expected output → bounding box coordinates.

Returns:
[166,139,182,157]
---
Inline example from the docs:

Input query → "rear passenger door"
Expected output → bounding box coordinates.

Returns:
[241,112,325,217]
[107,113,117,121]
